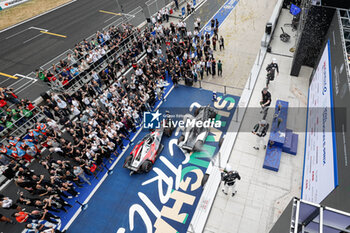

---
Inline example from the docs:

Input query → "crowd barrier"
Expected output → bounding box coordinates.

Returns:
[145,0,173,19]
[197,80,244,97]
[0,106,46,140]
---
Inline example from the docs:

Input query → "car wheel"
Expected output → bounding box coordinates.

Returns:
[194,140,203,151]
[201,174,210,187]
[177,135,185,144]
[194,108,201,117]
[141,160,153,173]
[219,137,224,148]
[164,128,171,137]
[124,155,132,167]
[210,111,217,119]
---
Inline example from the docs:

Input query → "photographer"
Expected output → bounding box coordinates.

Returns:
[265,58,279,87]
[221,164,241,197]
[252,120,269,150]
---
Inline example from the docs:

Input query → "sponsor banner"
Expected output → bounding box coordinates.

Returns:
[0,0,29,10]
[302,41,337,203]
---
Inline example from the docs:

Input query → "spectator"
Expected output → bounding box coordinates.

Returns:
[73,166,91,185]
[219,36,225,51]
[218,60,223,76]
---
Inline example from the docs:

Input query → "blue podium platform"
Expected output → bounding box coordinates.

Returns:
[269,100,289,147]
[263,145,283,172]
[282,129,293,152]
[285,133,298,155]
[263,100,299,172]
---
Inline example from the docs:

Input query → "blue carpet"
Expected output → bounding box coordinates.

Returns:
[67,85,239,233]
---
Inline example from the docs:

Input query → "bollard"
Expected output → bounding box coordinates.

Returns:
[224,86,226,95]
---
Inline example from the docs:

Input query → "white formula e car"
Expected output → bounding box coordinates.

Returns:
[177,106,217,152]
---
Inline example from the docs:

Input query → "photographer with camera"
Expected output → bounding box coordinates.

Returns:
[221,164,241,197]
[265,58,279,87]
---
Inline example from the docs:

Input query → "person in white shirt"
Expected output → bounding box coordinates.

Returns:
[56,99,70,116]
[151,16,156,25]
[135,68,143,78]
[0,197,22,211]
[71,105,81,116]
[156,46,162,57]
[47,118,62,135]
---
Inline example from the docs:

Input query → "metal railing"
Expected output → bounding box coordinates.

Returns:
[33,8,146,92]
[0,106,45,140]
[197,80,244,97]
[62,28,146,94]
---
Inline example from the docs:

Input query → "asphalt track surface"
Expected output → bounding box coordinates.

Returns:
[0,0,148,100]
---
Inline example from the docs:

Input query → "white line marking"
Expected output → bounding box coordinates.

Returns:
[0,77,13,85]
[29,26,48,32]
[5,28,30,39]
[183,0,208,21]
[7,78,24,88]
[0,0,77,34]
[104,15,118,23]
[63,145,129,231]
[12,80,33,93]
[15,73,37,82]
[23,33,43,44]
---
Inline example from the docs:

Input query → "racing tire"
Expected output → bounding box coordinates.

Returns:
[141,160,153,173]
[201,174,210,187]
[164,128,172,137]
[194,108,201,117]
[177,135,185,145]
[194,140,203,151]
[219,137,224,148]
[124,155,133,167]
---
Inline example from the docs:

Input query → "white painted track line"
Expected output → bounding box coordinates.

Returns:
[0,0,77,34]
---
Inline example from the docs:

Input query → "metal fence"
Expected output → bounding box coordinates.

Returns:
[0,106,46,140]
[145,0,158,18]
[125,6,147,28]
[40,49,74,71]
[145,0,174,19]
[178,79,244,97]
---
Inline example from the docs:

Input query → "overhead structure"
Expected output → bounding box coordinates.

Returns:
[270,198,350,233]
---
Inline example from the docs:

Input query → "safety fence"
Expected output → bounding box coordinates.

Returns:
[197,80,244,97]
[35,7,147,93]
[145,0,174,19]
[64,29,147,95]
[0,106,46,139]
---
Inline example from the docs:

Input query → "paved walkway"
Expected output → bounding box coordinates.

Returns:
[204,5,313,233]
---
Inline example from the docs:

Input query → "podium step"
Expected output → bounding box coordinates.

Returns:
[282,129,293,152]
[263,145,282,172]
[289,133,298,155]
